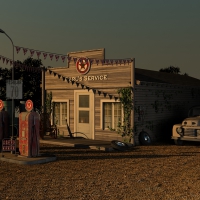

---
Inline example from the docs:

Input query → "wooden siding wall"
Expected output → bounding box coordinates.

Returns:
[134,83,200,144]
[46,61,132,140]
[68,48,105,61]
[46,64,132,90]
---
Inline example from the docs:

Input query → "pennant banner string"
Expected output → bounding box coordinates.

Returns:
[14,46,133,64]
[0,53,121,100]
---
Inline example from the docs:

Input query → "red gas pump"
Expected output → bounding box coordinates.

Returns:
[19,100,40,157]
[0,100,9,140]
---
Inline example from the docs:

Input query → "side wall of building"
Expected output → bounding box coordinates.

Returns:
[134,82,200,144]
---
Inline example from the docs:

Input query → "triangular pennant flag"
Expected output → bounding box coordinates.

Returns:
[6,59,9,65]
[49,70,52,74]
[122,60,126,64]
[73,58,77,63]
[90,59,94,64]
[109,95,112,99]
[36,51,41,58]
[49,54,54,61]
[92,89,96,94]
[55,55,59,61]
[71,80,75,85]
[76,82,79,87]
[110,60,113,65]
[115,60,118,65]
[114,97,118,101]
[96,59,99,65]
[62,76,65,81]
[86,86,90,91]
[98,91,101,95]
[10,60,13,66]
[66,78,69,83]
[30,49,35,57]
[67,56,71,63]
[103,92,107,97]
[81,84,84,89]
[15,46,21,54]
[43,53,48,60]
[101,60,104,65]
[53,72,57,77]
[119,60,122,65]
[2,57,5,63]
[58,74,61,79]
[61,56,66,62]
[23,48,28,55]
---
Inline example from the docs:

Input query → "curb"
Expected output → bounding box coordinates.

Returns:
[0,153,56,165]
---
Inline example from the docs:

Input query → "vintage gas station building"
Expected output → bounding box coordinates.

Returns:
[45,48,200,145]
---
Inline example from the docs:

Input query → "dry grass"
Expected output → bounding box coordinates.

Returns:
[1,142,200,200]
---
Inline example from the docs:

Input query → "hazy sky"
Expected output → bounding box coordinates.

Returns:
[0,0,200,78]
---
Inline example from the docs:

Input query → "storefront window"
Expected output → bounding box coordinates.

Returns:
[103,102,122,130]
[53,102,68,126]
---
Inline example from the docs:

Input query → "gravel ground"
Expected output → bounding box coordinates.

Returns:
[1,142,200,200]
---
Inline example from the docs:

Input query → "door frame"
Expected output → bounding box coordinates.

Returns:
[74,90,94,139]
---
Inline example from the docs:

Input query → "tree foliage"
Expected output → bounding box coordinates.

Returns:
[0,57,42,110]
[159,66,180,74]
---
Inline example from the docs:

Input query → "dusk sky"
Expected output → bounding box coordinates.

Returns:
[0,0,199,79]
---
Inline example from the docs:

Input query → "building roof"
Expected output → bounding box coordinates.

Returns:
[135,68,200,87]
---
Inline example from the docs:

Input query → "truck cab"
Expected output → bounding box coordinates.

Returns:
[172,106,200,145]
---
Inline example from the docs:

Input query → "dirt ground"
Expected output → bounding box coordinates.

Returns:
[1,142,200,200]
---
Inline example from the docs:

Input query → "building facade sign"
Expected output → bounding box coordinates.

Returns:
[69,75,108,82]
[76,57,91,75]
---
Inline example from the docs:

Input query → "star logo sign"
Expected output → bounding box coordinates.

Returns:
[0,100,4,111]
[25,100,33,112]
[76,57,91,75]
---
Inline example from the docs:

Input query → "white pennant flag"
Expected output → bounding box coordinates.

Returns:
[23,48,28,55]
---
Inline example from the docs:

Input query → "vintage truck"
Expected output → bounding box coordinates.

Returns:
[172,106,200,145]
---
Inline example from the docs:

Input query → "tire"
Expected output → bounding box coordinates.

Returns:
[111,140,129,151]
[174,139,184,145]
[139,131,152,145]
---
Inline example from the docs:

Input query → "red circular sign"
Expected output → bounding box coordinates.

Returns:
[0,100,4,111]
[76,57,91,75]
[25,100,33,112]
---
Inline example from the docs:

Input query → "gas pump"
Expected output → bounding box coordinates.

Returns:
[19,100,40,157]
[0,110,9,140]
[0,100,9,140]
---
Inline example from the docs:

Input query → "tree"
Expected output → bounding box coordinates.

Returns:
[159,66,180,74]
[0,57,42,110]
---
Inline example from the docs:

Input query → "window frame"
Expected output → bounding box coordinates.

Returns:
[100,99,123,130]
[51,99,69,127]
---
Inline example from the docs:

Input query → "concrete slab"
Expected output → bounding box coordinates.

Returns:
[0,152,56,165]
[40,136,115,151]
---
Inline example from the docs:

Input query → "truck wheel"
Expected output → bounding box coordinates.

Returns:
[139,131,152,145]
[174,139,183,145]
